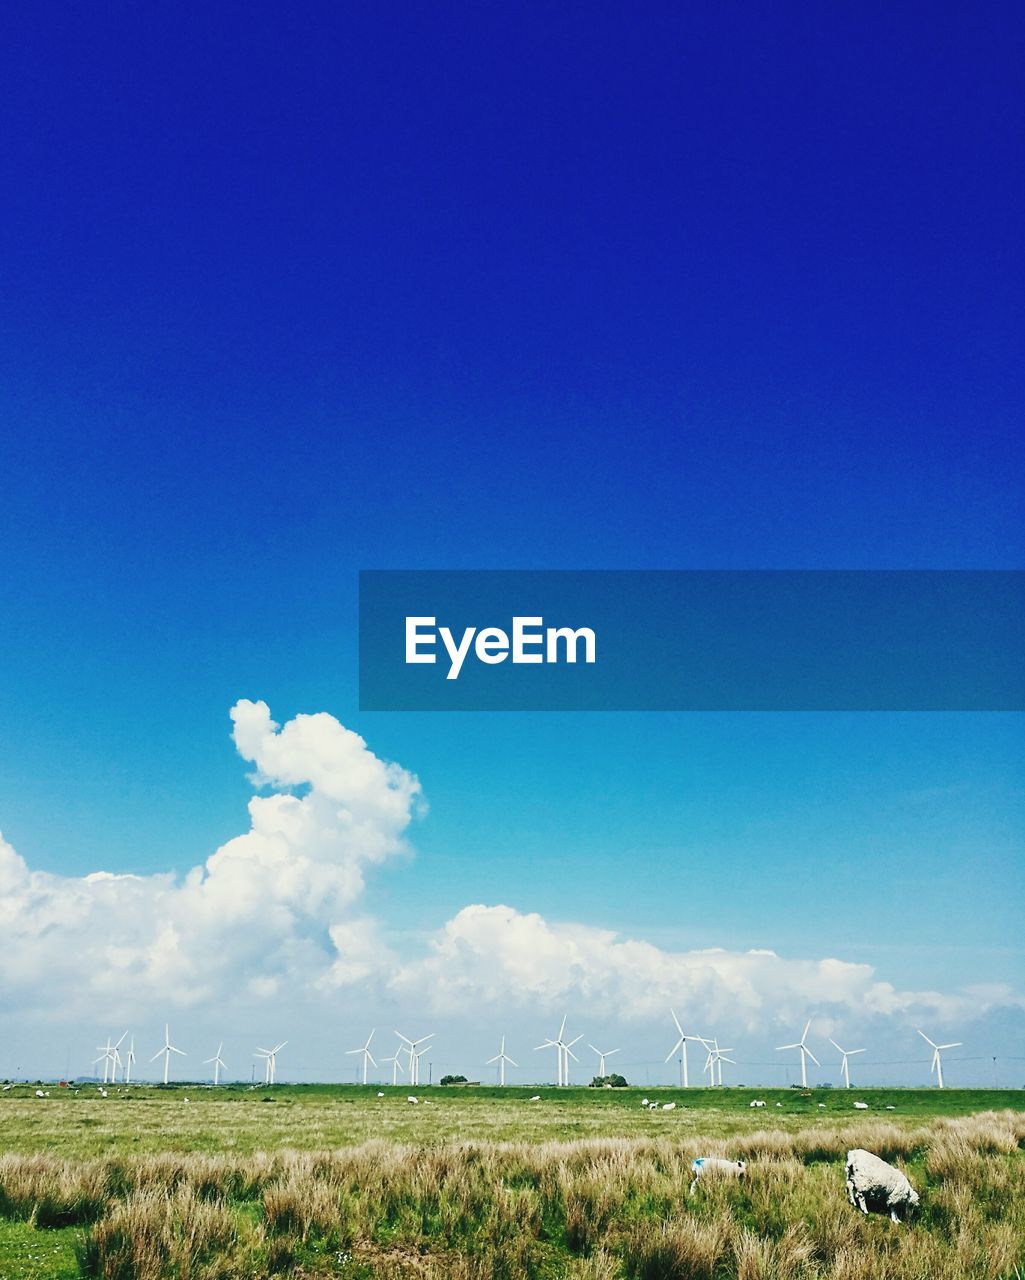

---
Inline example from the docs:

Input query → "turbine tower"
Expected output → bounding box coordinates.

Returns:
[664,1010,706,1087]
[829,1038,866,1089]
[347,1030,377,1084]
[204,1042,227,1085]
[487,1035,517,1085]
[588,1044,620,1078]
[149,1024,185,1085]
[918,1029,961,1089]
[382,1052,404,1086]
[124,1036,136,1085]
[776,1019,819,1088]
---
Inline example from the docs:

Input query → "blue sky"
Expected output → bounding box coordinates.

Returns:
[0,3,1022,1083]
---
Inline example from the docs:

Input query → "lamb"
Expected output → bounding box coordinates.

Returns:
[689,1157,746,1194]
[845,1149,920,1223]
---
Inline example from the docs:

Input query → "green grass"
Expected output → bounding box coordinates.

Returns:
[1,1084,1018,1157]
[0,1086,1021,1277]
[0,1220,83,1280]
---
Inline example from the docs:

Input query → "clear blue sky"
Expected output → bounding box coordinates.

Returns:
[0,3,1022,1081]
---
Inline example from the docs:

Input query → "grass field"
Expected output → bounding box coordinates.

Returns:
[0,1084,1022,1278]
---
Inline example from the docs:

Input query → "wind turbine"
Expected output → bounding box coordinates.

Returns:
[111,1031,128,1082]
[394,1032,434,1086]
[487,1035,517,1085]
[382,1052,404,1086]
[829,1038,866,1089]
[124,1036,136,1085]
[347,1030,377,1084]
[149,1024,186,1085]
[704,1037,736,1086]
[588,1044,620,1078]
[204,1042,227,1085]
[255,1041,287,1085]
[918,1029,961,1089]
[664,1010,706,1087]
[776,1019,819,1088]
[535,1016,579,1085]
[93,1038,114,1085]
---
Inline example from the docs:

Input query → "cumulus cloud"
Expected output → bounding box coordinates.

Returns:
[0,701,419,1017]
[0,702,1019,1044]
[395,904,1024,1032]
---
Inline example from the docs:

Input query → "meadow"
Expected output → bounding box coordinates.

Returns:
[0,1085,1022,1278]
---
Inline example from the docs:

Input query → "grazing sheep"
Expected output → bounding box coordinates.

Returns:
[749,1099,766,1108]
[406,1096,419,1104]
[662,1102,676,1111]
[853,1101,869,1110]
[689,1157,746,1194]
[529,1095,541,1101]
[845,1148,919,1223]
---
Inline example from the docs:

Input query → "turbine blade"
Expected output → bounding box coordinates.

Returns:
[670,1008,684,1036]
[776,1042,800,1051]
[829,1039,844,1053]
[917,1029,937,1048]
[938,1042,962,1050]
[507,1057,518,1067]
[664,1037,684,1062]
[805,1048,820,1067]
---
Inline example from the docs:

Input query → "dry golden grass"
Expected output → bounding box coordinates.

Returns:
[0,1109,1021,1277]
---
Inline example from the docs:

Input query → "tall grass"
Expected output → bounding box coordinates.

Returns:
[0,1110,1021,1277]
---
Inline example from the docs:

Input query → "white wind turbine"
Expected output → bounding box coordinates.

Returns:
[110,1031,128,1082]
[124,1036,136,1085]
[918,1029,961,1089]
[588,1044,620,1078]
[382,1052,404,1086]
[204,1042,227,1085]
[776,1019,819,1088]
[255,1041,287,1085]
[93,1038,114,1085]
[150,1024,186,1085]
[395,1031,434,1087]
[664,1010,706,1087]
[829,1038,866,1089]
[535,1016,580,1086]
[704,1037,735,1086]
[347,1030,377,1084]
[487,1035,517,1085]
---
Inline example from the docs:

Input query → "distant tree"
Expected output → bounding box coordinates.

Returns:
[589,1073,628,1088]
[440,1074,468,1086]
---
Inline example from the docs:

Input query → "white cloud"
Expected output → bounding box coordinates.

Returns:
[395,903,1023,1032]
[0,701,419,1018]
[0,702,1019,1053]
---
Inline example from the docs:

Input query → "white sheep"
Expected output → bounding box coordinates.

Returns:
[662,1102,676,1111]
[406,1096,419,1104]
[845,1149,919,1223]
[853,1101,869,1110]
[689,1157,746,1194]
[749,1099,766,1108]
